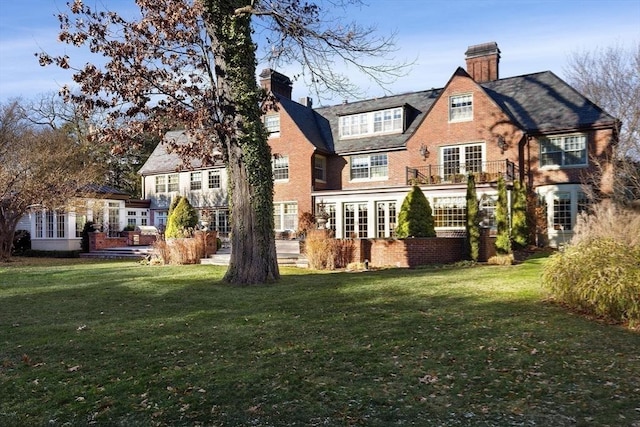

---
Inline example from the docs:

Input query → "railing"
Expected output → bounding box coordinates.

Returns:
[406,160,518,186]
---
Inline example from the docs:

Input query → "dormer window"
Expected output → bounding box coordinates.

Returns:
[449,94,473,122]
[339,107,403,138]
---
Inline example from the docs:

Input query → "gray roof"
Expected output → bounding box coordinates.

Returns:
[138,130,223,175]
[140,69,617,173]
[480,71,617,134]
[313,89,441,154]
[277,95,333,153]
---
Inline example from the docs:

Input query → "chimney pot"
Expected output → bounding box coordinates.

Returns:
[299,97,313,108]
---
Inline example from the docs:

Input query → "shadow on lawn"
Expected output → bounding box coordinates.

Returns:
[2,260,640,426]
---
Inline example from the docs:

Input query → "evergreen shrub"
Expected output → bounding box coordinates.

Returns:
[396,186,435,238]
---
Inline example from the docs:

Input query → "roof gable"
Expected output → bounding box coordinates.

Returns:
[481,71,617,134]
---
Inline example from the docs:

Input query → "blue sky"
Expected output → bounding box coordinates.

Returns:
[1,0,638,106]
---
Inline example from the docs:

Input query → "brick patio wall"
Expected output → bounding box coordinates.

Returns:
[347,237,466,268]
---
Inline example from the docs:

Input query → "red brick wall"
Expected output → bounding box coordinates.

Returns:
[406,72,524,181]
[347,237,465,268]
[524,129,615,196]
[269,108,316,215]
[89,232,128,251]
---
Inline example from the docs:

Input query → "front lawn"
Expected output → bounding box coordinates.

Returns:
[1,257,639,426]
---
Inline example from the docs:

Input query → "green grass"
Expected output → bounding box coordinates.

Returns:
[1,257,639,426]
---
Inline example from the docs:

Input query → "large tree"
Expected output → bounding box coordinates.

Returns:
[38,0,406,284]
[565,42,640,205]
[26,92,159,197]
[0,100,100,261]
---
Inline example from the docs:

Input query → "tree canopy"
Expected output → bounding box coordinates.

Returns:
[37,0,408,284]
[0,99,101,260]
[565,42,640,204]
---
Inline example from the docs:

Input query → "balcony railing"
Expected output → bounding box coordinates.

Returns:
[406,160,518,186]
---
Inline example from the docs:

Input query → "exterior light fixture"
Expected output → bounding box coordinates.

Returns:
[419,143,429,159]
[497,136,507,154]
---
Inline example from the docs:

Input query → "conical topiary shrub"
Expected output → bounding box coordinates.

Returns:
[511,180,529,249]
[495,175,511,255]
[165,196,199,238]
[396,185,436,238]
[466,174,480,261]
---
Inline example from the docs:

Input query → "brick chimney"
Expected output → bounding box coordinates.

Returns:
[465,42,500,82]
[259,68,292,99]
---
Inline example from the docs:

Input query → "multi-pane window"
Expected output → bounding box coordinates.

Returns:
[340,114,369,137]
[264,115,280,135]
[339,107,403,138]
[56,212,66,238]
[344,203,368,238]
[433,197,466,228]
[350,154,388,180]
[373,108,403,133]
[208,170,221,189]
[479,195,497,228]
[314,155,327,181]
[190,171,202,190]
[35,211,43,238]
[449,94,473,121]
[442,143,484,178]
[156,211,168,227]
[273,155,289,180]
[167,174,179,192]
[127,210,137,227]
[108,202,120,236]
[376,201,397,238]
[540,134,587,167]
[140,211,148,226]
[46,211,55,238]
[155,175,166,193]
[577,192,591,216]
[75,210,87,238]
[274,202,298,230]
[553,193,572,231]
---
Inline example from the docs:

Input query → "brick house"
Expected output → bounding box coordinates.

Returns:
[138,42,618,248]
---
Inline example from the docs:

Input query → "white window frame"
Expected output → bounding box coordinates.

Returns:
[439,143,485,179]
[272,155,289,181]
[449,93,473,122]
[350,153,388,181]
[167,174,179,192]
[314,155,326,182]
[155,175,166,193]
[433,196,467,229]
[540,134,587,168]
[264,115,280,136]
[273,202,298,231]
[208,170,221,189]
[376,201,397,238]
[343,202,368,238]
[190,171,202,191]
[339,107,404,138]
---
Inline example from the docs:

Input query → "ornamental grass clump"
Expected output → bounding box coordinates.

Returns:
[542,203,640,325]
[152,232,206,265]
[304,229,354,270]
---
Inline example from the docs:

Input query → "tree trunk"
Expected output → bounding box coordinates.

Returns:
[0,207,19,261]
[204,0,279,284]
